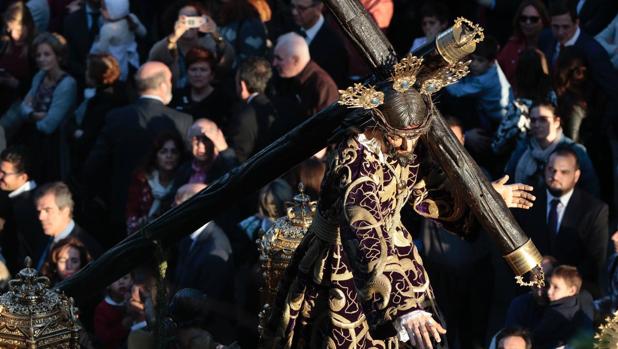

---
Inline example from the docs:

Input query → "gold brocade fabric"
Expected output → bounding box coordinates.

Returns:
[264,136,472,349]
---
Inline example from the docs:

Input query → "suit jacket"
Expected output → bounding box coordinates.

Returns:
[83,98,192,232]
[56,223,104,259]
[173,222,233,301]
[2,188,47,272]
[514,188,608,296]
[308,21,349,88]
[226,94,278,162]
[62,7,95,88]
[578,0,618,36]
[541,29,618,112]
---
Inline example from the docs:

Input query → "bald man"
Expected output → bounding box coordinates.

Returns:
[83,61,193,245]
[271,32,338,136]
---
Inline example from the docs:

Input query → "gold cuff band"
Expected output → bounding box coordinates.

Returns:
[435,17,484,65]
[503,239,543,276]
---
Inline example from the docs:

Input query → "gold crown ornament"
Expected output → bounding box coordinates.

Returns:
[595,311,618,349]
[420,60,471,95]
[338,83,385,110]
[391,54,424,93]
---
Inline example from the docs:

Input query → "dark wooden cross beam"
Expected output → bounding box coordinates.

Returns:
[57,1,542,300]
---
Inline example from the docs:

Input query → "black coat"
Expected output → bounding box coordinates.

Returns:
[2,188,47,273]
[62,7,97,88]
[308,20,349,88]
[226,94,278,162]
[532,295,593,349]
[173,221,233,300]
[514,188,608,296]
[83,98,192,233]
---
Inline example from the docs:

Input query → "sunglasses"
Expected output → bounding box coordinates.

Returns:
[519,15,540,24]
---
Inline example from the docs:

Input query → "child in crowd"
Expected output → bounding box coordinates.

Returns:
[90,0,146,81]
[94,274,133,349]
[409,2,449,52]
[532,265,592,349]
[445,36,514,133]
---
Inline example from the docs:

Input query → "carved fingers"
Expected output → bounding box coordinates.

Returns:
[404,313,446,349]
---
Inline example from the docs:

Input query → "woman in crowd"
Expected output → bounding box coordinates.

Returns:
[169,47,233,126]
[504,100,599,196]
[90,0,147,81]
[497,0,549,84]
[10,32,76,182]
[149,0,234,89]
[126,131,185,234]
[41,237,92,284]
[493,49,555,155]
[218,0,268,64]
[0,2,36,115]
[69,53,128,171]
[554,46,603,144]
[238,178,292,243]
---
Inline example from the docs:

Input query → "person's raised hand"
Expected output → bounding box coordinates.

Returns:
[199,14,218,34]
[492,175,536,209]
[169,15,190,44]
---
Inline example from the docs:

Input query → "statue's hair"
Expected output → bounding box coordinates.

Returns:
[375,86,431,138]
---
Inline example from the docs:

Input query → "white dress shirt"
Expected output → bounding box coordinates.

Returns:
[303,15,325,45]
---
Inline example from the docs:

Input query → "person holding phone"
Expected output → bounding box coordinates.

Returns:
[148,1,235,89]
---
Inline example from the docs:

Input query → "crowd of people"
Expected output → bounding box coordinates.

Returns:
[0,0,616,347]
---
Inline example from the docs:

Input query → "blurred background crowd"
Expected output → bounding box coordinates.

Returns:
[0,0,616,347]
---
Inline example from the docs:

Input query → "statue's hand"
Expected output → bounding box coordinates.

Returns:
[492,175,535,209]
[402,312,446,349]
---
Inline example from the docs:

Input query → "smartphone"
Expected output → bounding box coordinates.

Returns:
[185,16,206,28]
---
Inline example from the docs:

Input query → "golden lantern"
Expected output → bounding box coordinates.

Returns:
[0,258,81,348]
[258,184,316,333]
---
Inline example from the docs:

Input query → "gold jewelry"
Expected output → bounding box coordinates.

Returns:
[391,54,423,93]
[420,60,470,95]
[338,83,384,110]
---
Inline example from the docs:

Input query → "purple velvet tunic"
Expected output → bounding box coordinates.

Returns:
[265,135,474,349]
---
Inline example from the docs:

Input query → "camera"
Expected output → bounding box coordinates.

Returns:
[185,16,205,28]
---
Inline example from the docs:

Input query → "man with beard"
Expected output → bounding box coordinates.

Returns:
[514,146,608,297]
[264,87,536,349]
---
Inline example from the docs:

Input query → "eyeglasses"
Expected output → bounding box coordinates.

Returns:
[519,15,540,24]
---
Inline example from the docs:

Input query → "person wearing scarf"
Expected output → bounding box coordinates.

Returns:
[505,100,599,196]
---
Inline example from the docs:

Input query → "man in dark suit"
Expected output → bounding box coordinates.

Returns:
[83,62,192,244]
[514,146,608,297]
[62,0,102,90]
[271,32,338,134]
[34,182,103,271]
[290,0,348,87]
[0,146,47,273]
[540,0,618,109]
[227,57,279,162]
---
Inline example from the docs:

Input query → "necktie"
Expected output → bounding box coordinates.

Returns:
[36,237,54,271]
[547,198,560,235]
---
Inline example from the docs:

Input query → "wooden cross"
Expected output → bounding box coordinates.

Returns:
[57,0,543,299]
